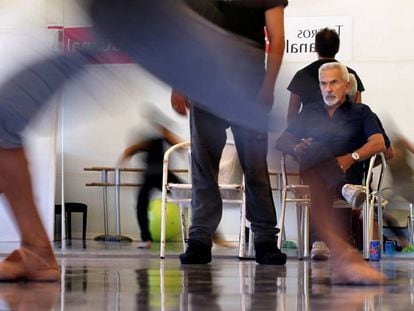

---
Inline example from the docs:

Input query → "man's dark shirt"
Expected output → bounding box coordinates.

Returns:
[287,59,365,106]
[286,99,383,183]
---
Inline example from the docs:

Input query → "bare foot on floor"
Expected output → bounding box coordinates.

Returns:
[0,247,59,282]
[330,249,386,285]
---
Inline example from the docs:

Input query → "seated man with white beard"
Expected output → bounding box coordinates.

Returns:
[276,62,386,284]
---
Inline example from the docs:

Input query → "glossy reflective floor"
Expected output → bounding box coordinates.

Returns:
[1,240,414,310]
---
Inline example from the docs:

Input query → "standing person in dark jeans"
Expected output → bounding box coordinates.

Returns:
[287,28,365,124]
[172,0,289,265]
[119,122,182,249]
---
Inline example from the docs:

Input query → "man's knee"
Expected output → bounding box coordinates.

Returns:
[300,141,334,169]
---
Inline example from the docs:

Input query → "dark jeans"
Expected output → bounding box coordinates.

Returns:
[188,106,277,247]
[138,172,181,242]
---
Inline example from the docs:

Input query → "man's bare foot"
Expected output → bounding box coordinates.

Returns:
[330,249,386,285]
[0,247,59,282]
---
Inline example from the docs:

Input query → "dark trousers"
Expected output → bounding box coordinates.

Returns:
[188,106,277,247]
[138,172,181,242]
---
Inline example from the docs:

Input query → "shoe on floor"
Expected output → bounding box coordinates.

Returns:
[179,240,212,264]
[342,184,366,209]
[137,241,152,249]
[311,241,330,261]
[254,241,287,265]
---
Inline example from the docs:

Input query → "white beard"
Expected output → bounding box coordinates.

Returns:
[323,95,339,107]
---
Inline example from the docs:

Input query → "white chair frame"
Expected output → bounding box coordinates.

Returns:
[277,154,311,259]
[159,141,252,259]
[277,152,387,260]
[362,152,387,259]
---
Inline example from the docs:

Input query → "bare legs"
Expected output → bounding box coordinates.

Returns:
[0,148,58,281]
[302,169,385,285]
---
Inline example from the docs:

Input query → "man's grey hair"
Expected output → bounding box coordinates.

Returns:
[318,62,349,82]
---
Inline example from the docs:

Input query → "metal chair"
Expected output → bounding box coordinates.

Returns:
[277,154,311,260]
[362,152,387,259]
[409,203,414,245]
[159,141,251,259]
[276,152,387,260]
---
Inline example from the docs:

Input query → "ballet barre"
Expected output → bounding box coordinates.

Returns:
[84,167,187,242]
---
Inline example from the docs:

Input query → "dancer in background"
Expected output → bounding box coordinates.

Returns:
[118,110,182,249]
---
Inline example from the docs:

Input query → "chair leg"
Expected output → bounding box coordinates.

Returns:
[238,201,247,259]
[303,203,310,258]
[376,195,384,251]
[296,204,304,260]
[82,209,87,241]
[409,204,414,245]
[66,211,72,240]
[54,213,59,241]
[160,186,168,259]
[247,224,254,257]
[179,204,188,252]
[362,197,372,259]
[277,189,288,250]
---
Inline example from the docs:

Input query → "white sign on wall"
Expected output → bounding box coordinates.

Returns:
[284,16,353,62]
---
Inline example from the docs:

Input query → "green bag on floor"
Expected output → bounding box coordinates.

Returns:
[402,244,414,253]
[282,240,297,249]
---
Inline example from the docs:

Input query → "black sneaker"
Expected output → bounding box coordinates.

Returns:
[254,241,287,265]
[179,240,212,264]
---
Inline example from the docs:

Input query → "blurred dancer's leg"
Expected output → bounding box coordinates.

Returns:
[0,0,270,281]
[89,0,268,131]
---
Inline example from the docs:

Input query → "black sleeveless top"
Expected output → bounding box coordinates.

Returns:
[186,0,288,50]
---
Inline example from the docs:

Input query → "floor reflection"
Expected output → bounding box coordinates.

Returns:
[0,241,414,310]
[0,282,60,311]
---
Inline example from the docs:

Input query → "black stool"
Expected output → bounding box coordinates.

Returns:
[55,203,88,240]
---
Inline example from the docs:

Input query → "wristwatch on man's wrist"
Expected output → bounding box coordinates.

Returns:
[351,151,360,163]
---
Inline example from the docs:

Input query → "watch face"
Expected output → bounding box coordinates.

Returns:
[352,152,359,161]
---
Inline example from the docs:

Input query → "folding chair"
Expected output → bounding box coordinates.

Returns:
[409,203,414,245]
[362,152,387,259]
[159,141,251,259]
[277,152,387,260]
[277,153,311,259]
